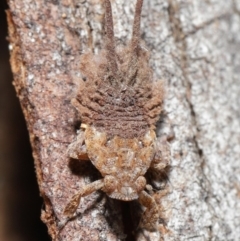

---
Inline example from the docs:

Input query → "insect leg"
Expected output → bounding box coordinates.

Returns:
[138,190,158,231]
[67,128,89,160]
[151,136,170,172]
[63,179,104,218]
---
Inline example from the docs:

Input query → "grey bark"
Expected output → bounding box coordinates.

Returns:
[7,0,240,241]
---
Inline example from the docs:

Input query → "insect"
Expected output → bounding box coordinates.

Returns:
[64,0,170,231]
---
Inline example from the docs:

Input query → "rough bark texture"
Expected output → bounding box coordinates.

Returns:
[6,0,240,241]
[0,1,50,240]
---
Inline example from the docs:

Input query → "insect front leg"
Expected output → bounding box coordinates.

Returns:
[138,190,159,231]
[63,179,104,218]
[68,127,89,160]
[151,136,170,172]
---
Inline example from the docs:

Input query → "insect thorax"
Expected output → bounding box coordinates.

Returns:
[84,125,156,200]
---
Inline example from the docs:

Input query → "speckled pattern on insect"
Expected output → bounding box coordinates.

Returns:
[64,0,170,231]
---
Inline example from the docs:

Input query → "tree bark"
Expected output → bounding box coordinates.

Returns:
[6,0,240,240]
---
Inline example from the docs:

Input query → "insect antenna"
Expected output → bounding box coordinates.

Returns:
[131,0,143,55]
[127,0,144,85]
[104,0,118,83]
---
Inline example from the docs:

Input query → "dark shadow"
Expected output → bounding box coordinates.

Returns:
[68,158,101,182]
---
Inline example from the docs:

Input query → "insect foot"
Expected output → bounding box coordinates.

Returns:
[64,0,170,235]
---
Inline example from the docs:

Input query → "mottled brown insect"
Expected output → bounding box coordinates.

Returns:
[64,0,170,231]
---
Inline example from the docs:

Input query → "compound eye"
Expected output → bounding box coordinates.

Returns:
[135,176,146,192]
[104,175,118,192]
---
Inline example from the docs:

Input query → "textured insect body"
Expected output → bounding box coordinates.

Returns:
[85,126,156,201]
[64,0,169,231]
